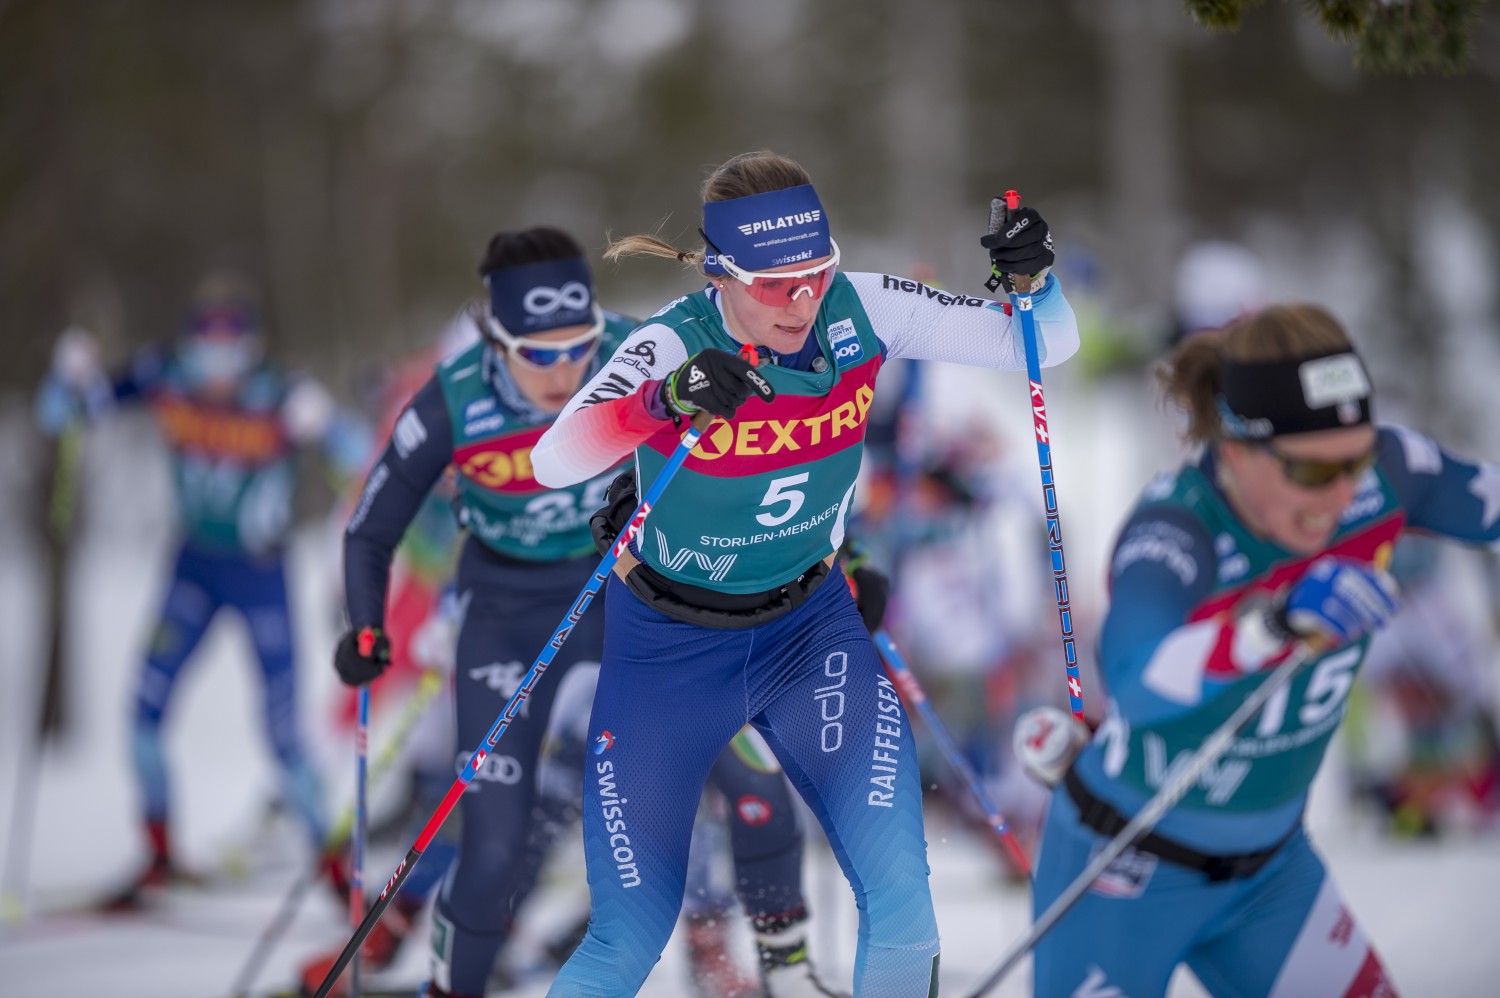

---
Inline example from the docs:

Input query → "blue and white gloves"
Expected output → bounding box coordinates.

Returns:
[1277,556,1400,648]
[1233,555,1398,672]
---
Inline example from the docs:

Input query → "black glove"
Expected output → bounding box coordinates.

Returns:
[334,626,390,687]
[661,348,776,420]
[840,541,890,634]
[979,205,1054,292]
[590,470,640,556]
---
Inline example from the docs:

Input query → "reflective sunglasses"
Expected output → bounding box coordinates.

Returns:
[699,229,840,307]
[1261,443,1376,488]
[485,307,604,369]
[182,337,259,384]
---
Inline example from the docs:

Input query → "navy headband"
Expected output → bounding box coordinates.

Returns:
[1218,349,1373,440]
[701,184,830,274]
[484,257,595,334]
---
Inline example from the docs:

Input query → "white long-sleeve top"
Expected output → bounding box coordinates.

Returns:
[532,271,1079,488]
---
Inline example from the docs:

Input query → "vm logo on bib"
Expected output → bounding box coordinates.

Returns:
[827,319,863,368]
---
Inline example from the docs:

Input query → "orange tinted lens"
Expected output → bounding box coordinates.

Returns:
[745,267,835,306]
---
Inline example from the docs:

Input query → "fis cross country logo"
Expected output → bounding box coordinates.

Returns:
[827,319,863,368]
[594,730,615,754]
[523,281,590,316]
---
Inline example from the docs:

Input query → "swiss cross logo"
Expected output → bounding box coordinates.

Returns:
[1027,714,1055,752]
[1068,676,1082,700]
[1329,905,1354,947]
[736,795,773,826]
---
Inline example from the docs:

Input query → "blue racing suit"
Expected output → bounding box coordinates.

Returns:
[533,271,1080,995]
[1035,426,1500,997]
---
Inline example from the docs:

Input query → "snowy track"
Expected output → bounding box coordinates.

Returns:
[2,424,1499,996]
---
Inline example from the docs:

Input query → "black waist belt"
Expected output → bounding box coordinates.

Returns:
[614,549,836,631]
[1063,769,1296,883]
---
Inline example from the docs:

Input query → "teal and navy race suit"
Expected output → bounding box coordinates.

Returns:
[344,310,821,996]
[531,272,1080,996]
[1035,425,1500,997]
[37,347,367,847]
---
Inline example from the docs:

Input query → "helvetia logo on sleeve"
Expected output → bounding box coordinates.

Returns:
[827,319,863,368]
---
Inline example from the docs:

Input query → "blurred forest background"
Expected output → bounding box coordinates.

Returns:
[3,0,1498,408]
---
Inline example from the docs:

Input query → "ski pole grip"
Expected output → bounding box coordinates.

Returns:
[988,196,1007,237]
[988,188,1023,234]
[992,189,1035,295]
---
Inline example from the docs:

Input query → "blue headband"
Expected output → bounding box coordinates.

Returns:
[701,184,830,274]
[485,258,595,334]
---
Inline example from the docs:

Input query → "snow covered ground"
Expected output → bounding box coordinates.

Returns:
[3,412,1500,997]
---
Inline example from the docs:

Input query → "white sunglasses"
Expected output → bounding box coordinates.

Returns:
[699,229,841,305]
[484,305,605,369]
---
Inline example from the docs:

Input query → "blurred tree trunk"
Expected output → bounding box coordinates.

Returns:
[1099,0,1183,339]
[882,0,968,280]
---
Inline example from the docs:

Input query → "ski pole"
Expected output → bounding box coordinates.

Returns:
[350,682,370,998]
[228,669,444,998]
[873,631,1031,877]
[961,643,1319,997]
[986,190,1086,722]
[311,409,716,998]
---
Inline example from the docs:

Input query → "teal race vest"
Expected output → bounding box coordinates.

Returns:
[439,316,634,561]
[634,276,883,593]
[1098,463,1406,813]
[148,363,297,555]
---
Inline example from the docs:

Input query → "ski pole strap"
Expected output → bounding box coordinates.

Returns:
[1062,769,1296,882]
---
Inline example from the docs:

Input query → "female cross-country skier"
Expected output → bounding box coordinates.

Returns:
[333,226,855,998]
[530,149,1080,996]
[1022,302,1500,997]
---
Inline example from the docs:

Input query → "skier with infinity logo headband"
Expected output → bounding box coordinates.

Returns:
[1016,303,1500,996]
[530,150,1080,996]
[332,226,854,998]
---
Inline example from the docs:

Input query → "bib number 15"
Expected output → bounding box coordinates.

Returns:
[1255,645,1361,737]
[756,473,809,527]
